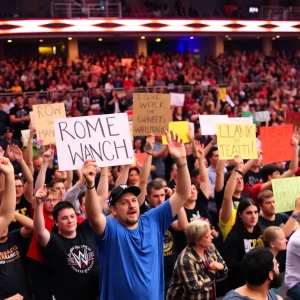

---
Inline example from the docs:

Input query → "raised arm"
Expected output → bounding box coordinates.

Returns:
[33,186,50,247]
[138,134,155,206]
[115,165,130,186]
[0,157,16,237]
[166,130,191,217]
[15,211,34,239]
[97,167,109,208]
[193,140,209,199]
[203,136,217,157]
[24,126,35,174]
[83,160,107,236]
[219,156,241,224]
[281,136,299,178]
[215,159,226,192]
[64,170,73,191]
[281,198,300,238]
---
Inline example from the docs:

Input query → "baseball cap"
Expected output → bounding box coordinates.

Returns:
[109,184,141,207]
[4,127,14,133]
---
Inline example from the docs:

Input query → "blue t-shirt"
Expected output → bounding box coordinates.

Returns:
[92,199,174,300]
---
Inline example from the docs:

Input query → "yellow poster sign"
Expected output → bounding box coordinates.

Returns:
[162,121,190,145]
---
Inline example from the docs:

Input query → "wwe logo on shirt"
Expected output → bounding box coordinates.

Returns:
[67,245,95,274]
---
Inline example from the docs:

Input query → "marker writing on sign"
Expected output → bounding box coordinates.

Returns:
[37,104,63,118]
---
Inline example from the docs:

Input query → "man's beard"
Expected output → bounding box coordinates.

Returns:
[124,218,138,226]
[269,271,282,289]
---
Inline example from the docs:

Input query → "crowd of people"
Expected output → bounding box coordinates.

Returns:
[0,50,300,300]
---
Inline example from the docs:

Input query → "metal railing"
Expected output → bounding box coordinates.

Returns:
[261,6,300,20]
[51,1,122,18]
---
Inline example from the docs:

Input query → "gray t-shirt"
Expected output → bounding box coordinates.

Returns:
[224,290,278,300]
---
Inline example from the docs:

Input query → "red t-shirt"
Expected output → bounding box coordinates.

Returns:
[251,181,264,204]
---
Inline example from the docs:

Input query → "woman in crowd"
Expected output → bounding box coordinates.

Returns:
[172,106,188,122]
[167,220,228,300]
[223,198,261,290]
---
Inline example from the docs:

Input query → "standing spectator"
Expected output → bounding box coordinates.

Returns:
[0,127,22,150]
[0,103,10,136]
[9,95,31,139]
[2,96,14,114]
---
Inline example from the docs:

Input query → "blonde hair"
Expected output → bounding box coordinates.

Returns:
[185,220,210,247]
[262,226,282,248]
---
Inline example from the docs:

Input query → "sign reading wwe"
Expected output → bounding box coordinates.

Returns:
[54,113,134,171]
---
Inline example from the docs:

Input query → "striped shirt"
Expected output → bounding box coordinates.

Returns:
[166,245,228,300]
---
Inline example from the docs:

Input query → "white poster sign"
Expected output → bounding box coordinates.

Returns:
[255,111,270,122]
[54,113,134,171]
[21,129,30,147]
[199,115,229,135]
[225,117,253,125]
[170,93,185,107]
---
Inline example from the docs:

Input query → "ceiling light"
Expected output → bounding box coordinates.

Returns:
[155,38,161,42]
[7,40,12,43]
[141,36,145,39]
[39,39,43,42]
[190,36,194,39]
[68,37,72,40]
[276,35,280,38]
[98,38,102,41]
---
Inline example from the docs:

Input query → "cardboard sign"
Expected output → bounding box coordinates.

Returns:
[272,177,300,213]
[21,130,30,147]
[217,123,257,160]
[133,93,171,136]
[33,103,66,145]
[170,93,185,107]
[285,112,300,127]
[219,87,227,101]
[199,115,229,135]
[162,121,190,145]
[54,113,134,171]
[260,125,294,165]
[255,111,270,122]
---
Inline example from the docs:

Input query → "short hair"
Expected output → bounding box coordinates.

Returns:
[261,164,280,183]
[50,165,59,177]
[262,226,282,248]
[185,220,210,247]
[48,188,59,197]
[153,177,167,186]
[257,190,274,205]
[78,191,85,206]
[146,181,164,195]
[48,178,65,188]
[53,202,76,221]
[192,168,200,178]
[206,147,218,159]
[15,175,24,184]
[242,248,274,286]
[129,167,140,175]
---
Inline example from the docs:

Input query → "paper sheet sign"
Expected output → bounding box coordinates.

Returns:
[199,115,229,135]
[217,123,257,160]
[170,93,185,107]
[162,121,190,145]
[226,117,253,125]
[21,130,30,147]
[272,177,300,213]
[285,112,300,127]
[133,93,171,136]
[219,88,227,101]
[33,103,66,145]
[260,125,294,165]
[226,95,235,107]
[54,113,134,171]
[255,111,270,122]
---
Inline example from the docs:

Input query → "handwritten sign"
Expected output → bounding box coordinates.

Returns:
[199,115,229,135]
[260,125,294,165]
[217,123,257,160]
[285,112,300,127]
[219,87,227,102]
[54,113,134,171]
[21,130,30,147]
[133,93,171,136]
[272,177,300,213]
[170,93,185,107]
[33,103,66,145]
[162,121,190,145]
[255,111,270,122]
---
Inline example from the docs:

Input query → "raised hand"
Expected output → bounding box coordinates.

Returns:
[81,160,100,185]
[193,140,205,160]
[233,155,243,170]
[10,145,23,162]
[292,126,300,144]
[43,148,54,164]
[164,130,186,159]
[0,157,14,175]
[35,185,48,204]
[146,133,155,152]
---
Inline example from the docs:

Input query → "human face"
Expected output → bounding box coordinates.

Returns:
[239,205,258,229]
[0,227,8,242]
[269,259,282,289]
[53,182,66,200]
[54,170,67,180]
[80,196,86,214]
[33,157,43,172]
[15,96,24,107]
[235,174,244,192]
[270,170,280,180]
[275,161,285,170]
[55,208,77,235]
[44,194,60,214]
[128,170,139,186]
[15,179,24,198]
[147,188,165,208]
[111,193,140,228]
[271,229,287,252]
[198,229,213,248]
[189,185,198,202]
[209,150,219,167]
[261,196,275,216]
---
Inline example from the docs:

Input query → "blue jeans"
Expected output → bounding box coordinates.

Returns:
[287,282,300,299]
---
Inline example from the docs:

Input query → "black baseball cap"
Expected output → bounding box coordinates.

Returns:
[4,127,14,133]
[109,184,141,207]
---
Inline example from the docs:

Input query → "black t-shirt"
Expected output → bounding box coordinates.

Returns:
[39,220,99,300]
[9,106,31,138]
[259,213,289,272]
[0,230,29,300]
[175,188,212,254]
[244,169,261,187]
[9,195,31,232]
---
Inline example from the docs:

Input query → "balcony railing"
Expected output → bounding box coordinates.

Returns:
[51,1,122,18]
[261,6,300,20]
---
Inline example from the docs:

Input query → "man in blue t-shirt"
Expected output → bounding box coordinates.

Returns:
[83,131,191,300]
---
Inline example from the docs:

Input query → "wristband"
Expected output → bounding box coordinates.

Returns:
[146,152,153,156]
[234,169,243,176]
[176,161,187,168]
[291,213,298,219]
[85,183,95,189]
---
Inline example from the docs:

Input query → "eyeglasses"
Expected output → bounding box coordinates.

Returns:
[15,185,24,189]
[44,198,59,203]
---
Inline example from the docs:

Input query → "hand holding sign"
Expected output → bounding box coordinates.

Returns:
[81,159,100,186]
[164,130,186,159]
